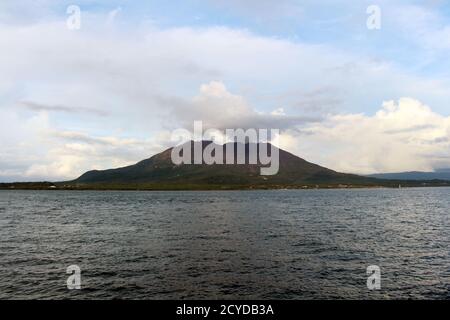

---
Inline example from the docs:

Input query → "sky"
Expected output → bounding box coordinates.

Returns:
[1,0,450,181]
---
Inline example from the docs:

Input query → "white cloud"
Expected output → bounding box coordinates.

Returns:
[163,81,315,131]
[281,98,450,174]
[20,129,169,181]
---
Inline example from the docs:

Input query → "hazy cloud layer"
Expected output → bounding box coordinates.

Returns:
[20,101,108,116]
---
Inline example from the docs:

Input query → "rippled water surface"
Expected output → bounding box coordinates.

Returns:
[0,188,449,299]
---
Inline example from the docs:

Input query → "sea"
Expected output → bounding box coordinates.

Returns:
[0,188,449,299]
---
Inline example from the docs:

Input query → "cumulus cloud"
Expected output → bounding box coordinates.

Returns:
[161,81,320,131]
[17,129,169,182]
[0,103,170,181]
[280,98,450,174]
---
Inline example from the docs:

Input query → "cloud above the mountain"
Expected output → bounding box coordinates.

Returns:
[161,81,321,131]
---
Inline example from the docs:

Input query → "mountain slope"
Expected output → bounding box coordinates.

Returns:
[73,141,375,187]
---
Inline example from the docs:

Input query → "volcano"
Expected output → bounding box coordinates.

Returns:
[72,141,378,188]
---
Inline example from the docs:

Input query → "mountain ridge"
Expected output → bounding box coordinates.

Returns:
[2,141,450,190]
[69,141,450,189]
[73,141,371,186]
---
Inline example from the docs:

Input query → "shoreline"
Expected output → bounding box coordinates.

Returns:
[1,182,450,191]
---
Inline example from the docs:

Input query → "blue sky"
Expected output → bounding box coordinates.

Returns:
[1,0,450,180]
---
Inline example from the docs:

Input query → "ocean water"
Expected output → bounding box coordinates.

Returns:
[0,188,449,300]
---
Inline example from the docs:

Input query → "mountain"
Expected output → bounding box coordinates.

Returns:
[70,141,382,189]
[368,170,450,181]
[2,141,450,190]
